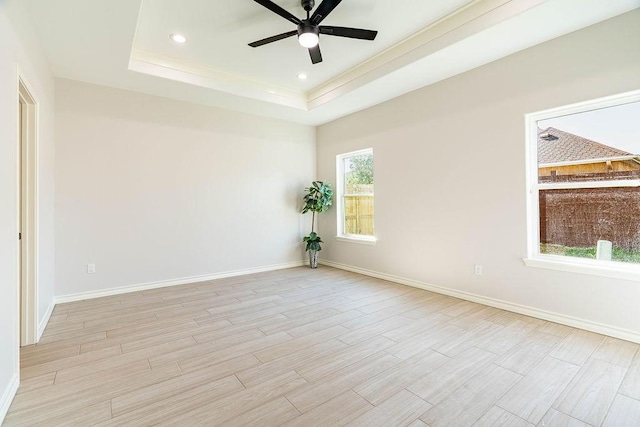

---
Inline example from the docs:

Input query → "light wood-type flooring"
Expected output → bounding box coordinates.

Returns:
[5,266,640,426]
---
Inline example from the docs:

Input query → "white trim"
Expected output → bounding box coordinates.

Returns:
[525,107,539,260]
[528,90,640,122]
[320,259,640,344]
[54,261,304,304]
[17,69,39,347]
[129,49,308,111]
[37,300,55,342]
[336,148,375,240]
[536,179,640,191]
[307,0,548,110]
[525,90,640,271]
[0,374,19,425]
[523,257,640,282]
[335,236,377,246]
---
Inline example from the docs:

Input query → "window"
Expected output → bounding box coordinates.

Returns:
[524,90,640,280]
[337,149,375,243]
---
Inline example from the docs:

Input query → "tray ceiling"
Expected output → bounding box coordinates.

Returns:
[29,0,640,124]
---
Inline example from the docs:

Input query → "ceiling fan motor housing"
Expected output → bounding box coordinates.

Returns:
[298,22,319,37]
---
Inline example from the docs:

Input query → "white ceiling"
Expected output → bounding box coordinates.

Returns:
[28,0,640,125]
[133,0,474,92]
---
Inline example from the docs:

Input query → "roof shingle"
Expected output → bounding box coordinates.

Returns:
[538,127,631,164]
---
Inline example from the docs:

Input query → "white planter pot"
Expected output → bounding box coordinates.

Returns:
[308,250,319,268]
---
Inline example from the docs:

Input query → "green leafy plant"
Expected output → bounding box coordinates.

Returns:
[303,232,324,252]
[347,153,374,187]
[302,181,333,252]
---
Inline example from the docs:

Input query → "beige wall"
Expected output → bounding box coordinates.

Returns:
[317,11,640,337]
[54,79,316,297]
[0,0,56,420]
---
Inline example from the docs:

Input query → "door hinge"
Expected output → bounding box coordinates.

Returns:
[19,232,22,240]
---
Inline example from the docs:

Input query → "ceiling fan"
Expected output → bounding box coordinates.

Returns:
[248,0,378,64]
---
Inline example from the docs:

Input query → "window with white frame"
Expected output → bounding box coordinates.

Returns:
[525,90,640,279]
[337,149,375,242]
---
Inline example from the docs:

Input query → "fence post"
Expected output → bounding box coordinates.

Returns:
[596,240,613,261]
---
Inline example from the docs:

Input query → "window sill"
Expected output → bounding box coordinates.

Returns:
[336,235,377,246]
[523,256,640,282]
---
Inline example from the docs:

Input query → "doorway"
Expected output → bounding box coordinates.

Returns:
[18,78,37,347]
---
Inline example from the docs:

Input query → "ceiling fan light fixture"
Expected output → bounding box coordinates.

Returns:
[297,22,319,48]
[298,31,319,48]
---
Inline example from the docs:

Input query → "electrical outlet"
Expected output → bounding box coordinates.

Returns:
[474,265,483,276]
[87,263,96,274]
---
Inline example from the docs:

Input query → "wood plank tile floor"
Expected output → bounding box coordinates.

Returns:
[6,266,640,426]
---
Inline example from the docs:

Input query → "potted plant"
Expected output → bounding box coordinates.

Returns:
[302,181,333,268]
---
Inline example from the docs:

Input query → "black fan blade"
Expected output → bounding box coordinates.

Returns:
[249,30,297,47]
[320,26,377,40]
[253,0,301,25]
[309,45,323,64]
[310,0,342,25]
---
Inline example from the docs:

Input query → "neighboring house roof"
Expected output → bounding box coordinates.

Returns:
[538,127,632,164]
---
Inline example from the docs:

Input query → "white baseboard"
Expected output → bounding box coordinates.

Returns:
[0,373,19,425]
[320,259,640,344]
[54,261,305,305]
[37,300,55,342]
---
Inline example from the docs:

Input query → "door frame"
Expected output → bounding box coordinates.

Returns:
[17,70,38,347]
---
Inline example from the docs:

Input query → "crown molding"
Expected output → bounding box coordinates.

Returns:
[129,0,547,112]
[307,0,546,109]
[129,48,308,110]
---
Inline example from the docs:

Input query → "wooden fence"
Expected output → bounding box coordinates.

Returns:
[344,196,374,236]
[539,187,640,251]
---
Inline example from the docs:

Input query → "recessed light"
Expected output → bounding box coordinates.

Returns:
[297,73,308,80]
[169,33,187,44]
